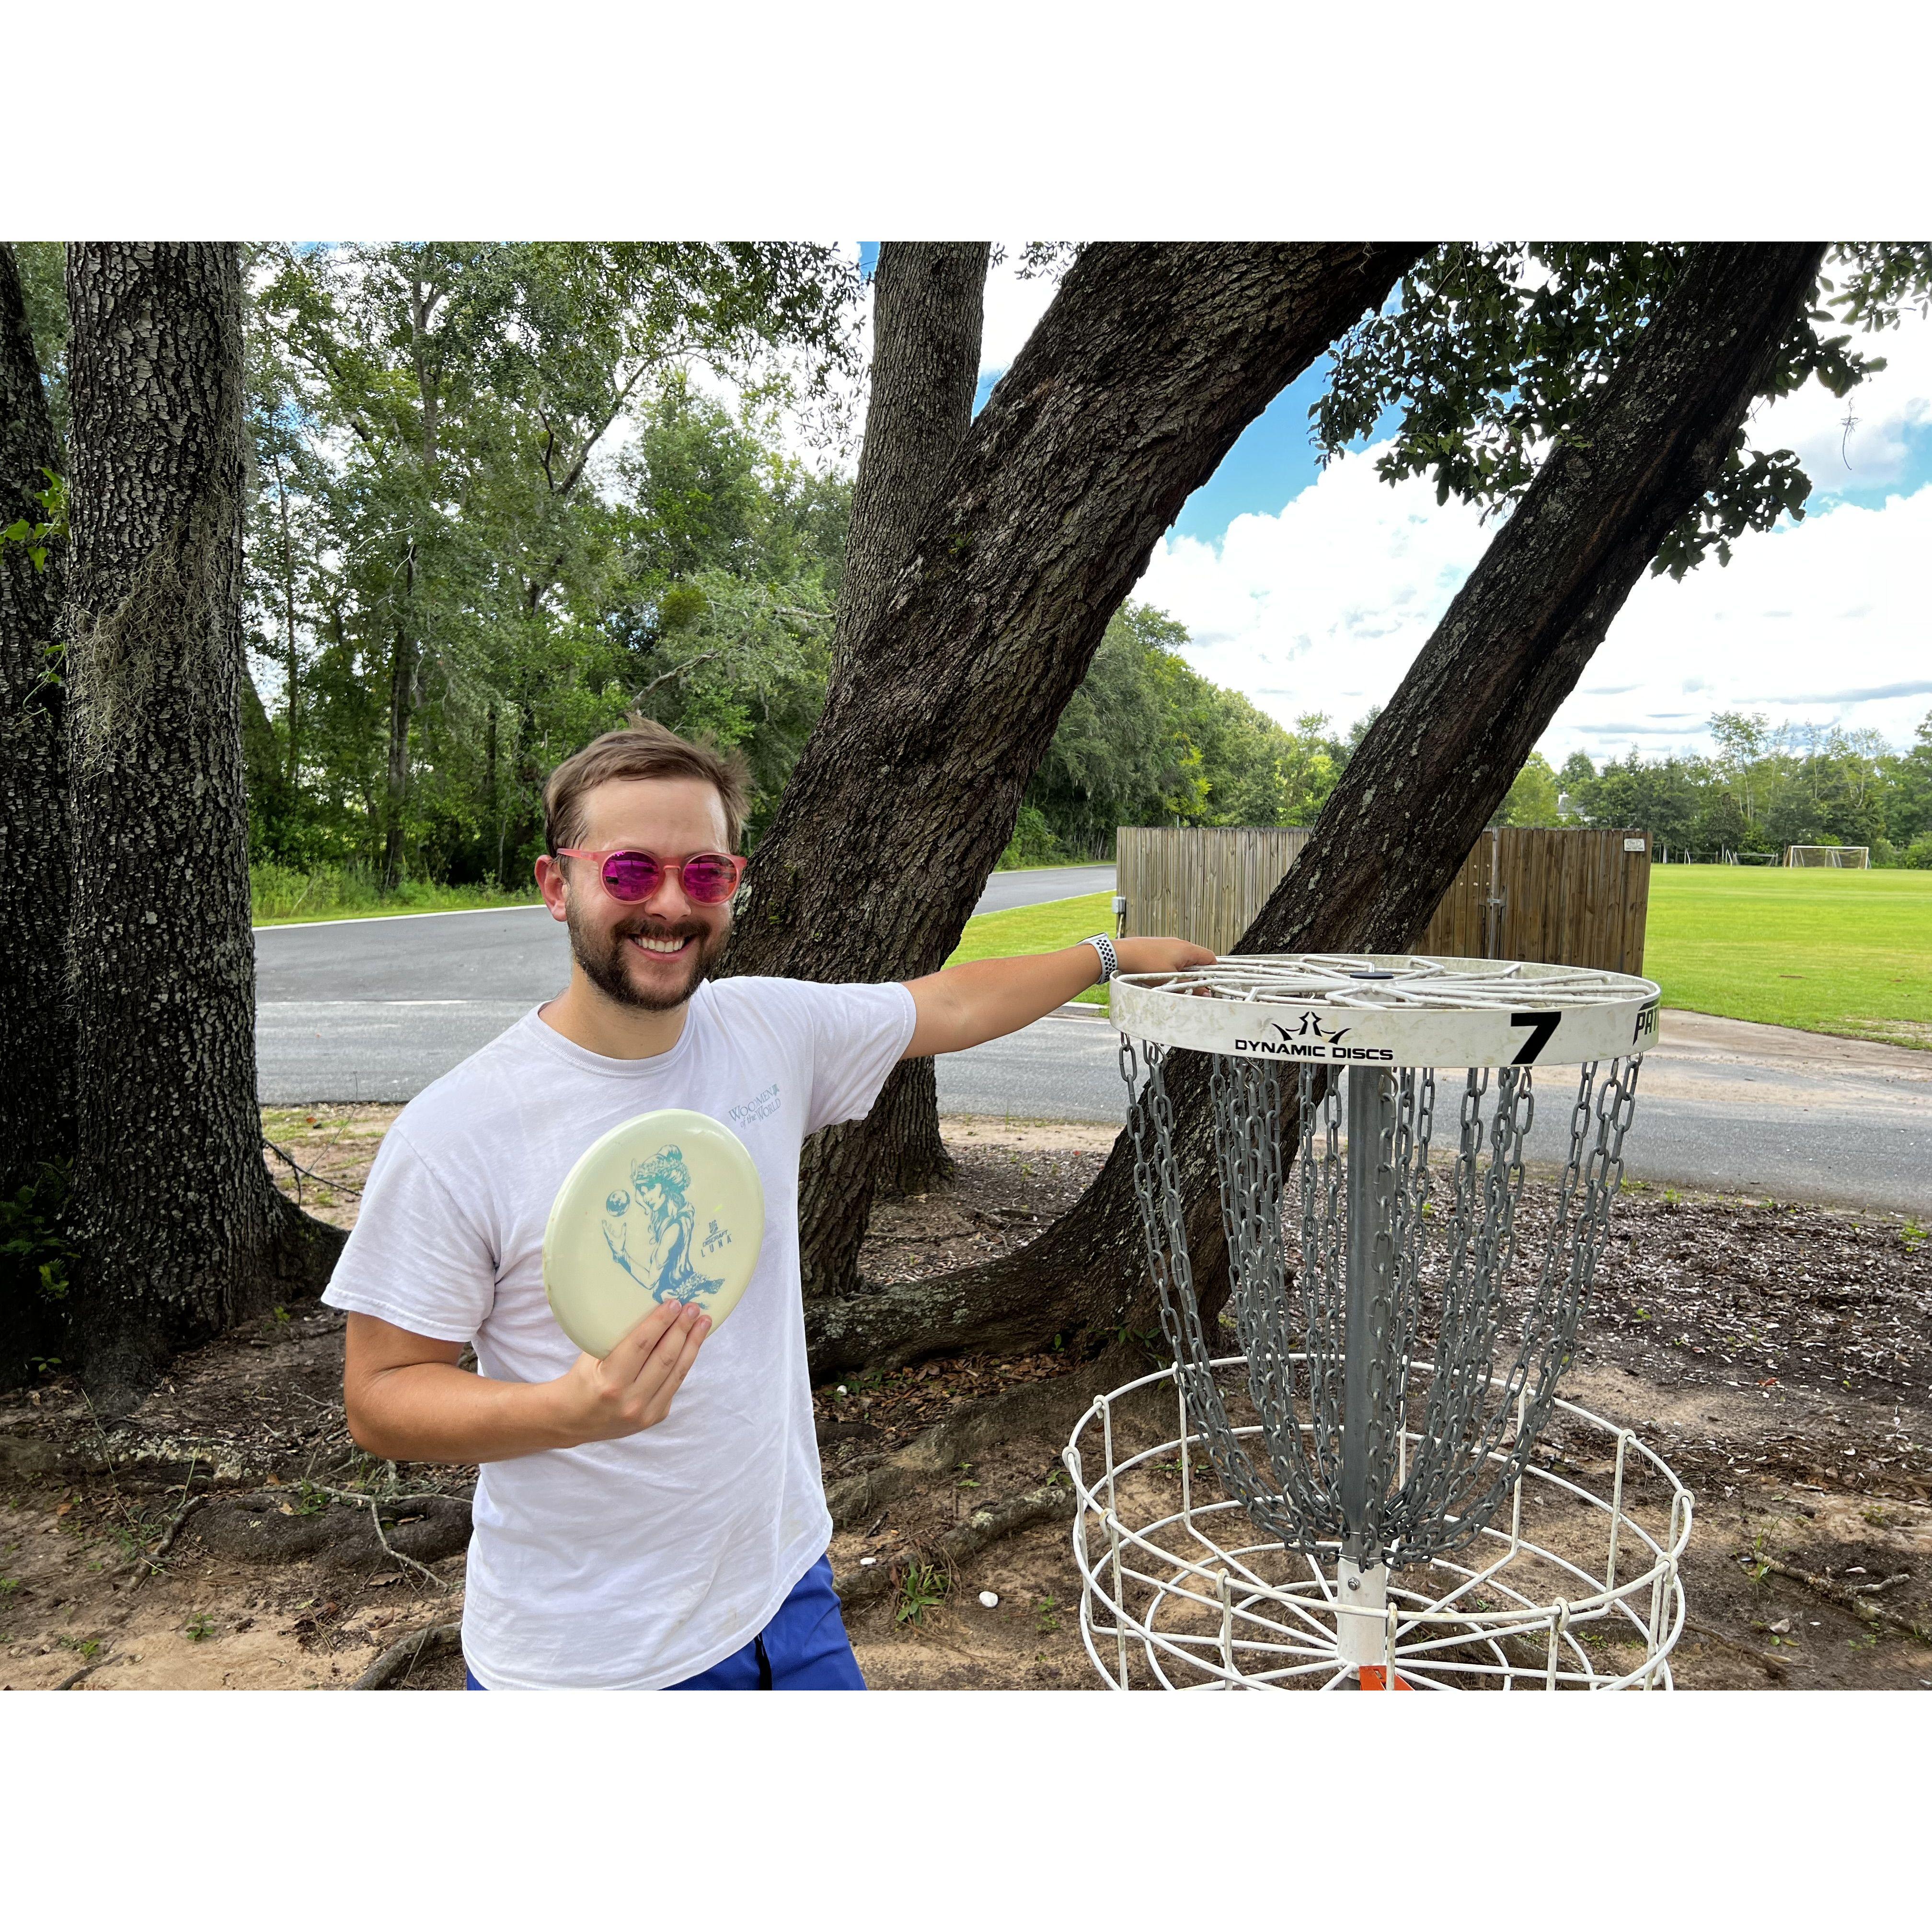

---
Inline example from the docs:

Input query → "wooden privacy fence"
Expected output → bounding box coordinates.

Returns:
[1116,825,1653,973]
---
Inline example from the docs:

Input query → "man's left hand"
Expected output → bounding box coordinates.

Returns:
[1112,938,1218,977]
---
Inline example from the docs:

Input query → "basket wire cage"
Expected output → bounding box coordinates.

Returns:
[1063,954,1695,1690]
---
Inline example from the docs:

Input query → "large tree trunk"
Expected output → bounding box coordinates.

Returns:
[63,243,345,1409]
[800,242,1828,1380]
[0,242,72,1382]
[830,242,989,675]
[800,242,990,1221]
[722,243,1420,1301]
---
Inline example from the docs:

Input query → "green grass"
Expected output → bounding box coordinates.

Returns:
[251,863,541,927]
[945,891,1116,1006]
[1644,865,1932,1049]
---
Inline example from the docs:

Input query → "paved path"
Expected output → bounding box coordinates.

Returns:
[253,863,1114,1007]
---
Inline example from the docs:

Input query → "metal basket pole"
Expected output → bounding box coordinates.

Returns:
[1337,1065,1396,1675]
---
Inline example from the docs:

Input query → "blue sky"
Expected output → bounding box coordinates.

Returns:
[858,246,1932,762]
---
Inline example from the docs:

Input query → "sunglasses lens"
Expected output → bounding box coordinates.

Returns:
[601,852,660,901]
[680,857,739,904]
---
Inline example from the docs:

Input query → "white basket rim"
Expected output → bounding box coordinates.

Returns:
[1110,953,1661,1068]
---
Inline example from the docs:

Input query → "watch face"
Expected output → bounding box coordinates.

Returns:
[542,1109,766,1357]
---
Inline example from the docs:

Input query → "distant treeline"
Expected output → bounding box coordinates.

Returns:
[1554,712,1932,864]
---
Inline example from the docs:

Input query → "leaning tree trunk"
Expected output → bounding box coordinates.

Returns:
[63,242,345,1409]
[722,243,1421,1301]
[798,241,990,1216]
[800,241,1828,1380]
[0,242,72,1383]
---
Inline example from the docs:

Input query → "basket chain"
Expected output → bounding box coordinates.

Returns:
[1121,1035,1643,1567]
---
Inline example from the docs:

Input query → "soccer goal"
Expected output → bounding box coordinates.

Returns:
[1786,844,1871,868]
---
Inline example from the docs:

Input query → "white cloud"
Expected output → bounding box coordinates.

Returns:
[1139,451,1491,730]
[1137,438,1932,765]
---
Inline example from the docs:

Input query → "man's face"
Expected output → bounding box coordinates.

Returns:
[539,776,736,1014]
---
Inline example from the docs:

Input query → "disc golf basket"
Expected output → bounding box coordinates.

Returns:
[1063,954,1694,1691]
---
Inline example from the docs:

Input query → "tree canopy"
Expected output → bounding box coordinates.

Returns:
[240,243,860,886]
[1315,243,1932,576]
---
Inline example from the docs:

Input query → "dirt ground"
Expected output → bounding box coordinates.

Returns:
[1,1108,1926,1691]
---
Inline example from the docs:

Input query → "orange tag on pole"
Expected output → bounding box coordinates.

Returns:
[1358,1666,1413,1691]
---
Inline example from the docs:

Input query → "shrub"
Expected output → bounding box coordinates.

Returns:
[999,805,1064,869]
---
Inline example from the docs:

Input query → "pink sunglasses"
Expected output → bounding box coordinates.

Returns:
[554,848,748,905]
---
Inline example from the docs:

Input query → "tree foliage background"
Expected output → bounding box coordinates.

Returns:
[1560,710,1932,862]
[14,239,1932,909]
[4,240,1377,904]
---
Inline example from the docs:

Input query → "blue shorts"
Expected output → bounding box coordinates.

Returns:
[463,1552,864,1691]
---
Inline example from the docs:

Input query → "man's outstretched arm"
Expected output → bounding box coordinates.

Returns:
[901,936,1215,1059]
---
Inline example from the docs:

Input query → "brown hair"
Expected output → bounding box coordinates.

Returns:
[543,718,752,855]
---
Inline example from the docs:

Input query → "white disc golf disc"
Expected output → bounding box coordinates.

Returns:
[542,1109,765,1357]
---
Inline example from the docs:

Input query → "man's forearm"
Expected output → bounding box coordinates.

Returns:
[932,943,1106,1045]
[903,934,1216,1058]
[349,1361,575,1464]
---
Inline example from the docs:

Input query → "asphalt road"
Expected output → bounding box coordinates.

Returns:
[253,868,1932,1216]
[253,864,1115,1101]
[253,862,1115,1006]
[931,1009,1932,1217]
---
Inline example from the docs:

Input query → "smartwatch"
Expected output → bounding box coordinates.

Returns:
[1083,932,1120,984]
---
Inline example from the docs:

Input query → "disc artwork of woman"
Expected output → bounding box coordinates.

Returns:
[600,1143,726,1310]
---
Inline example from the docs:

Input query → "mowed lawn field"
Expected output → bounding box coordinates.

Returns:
[1642,864,1932,1048]
[946,869,1932,1049]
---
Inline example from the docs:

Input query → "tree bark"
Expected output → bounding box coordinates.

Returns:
[63,242,345,1409]
[0,242,72,1381]
[799,243,990,1219]
[381,586,416,891]
[721,243,1420,1302]
[831,243,989,677]
[380,284,442,893]
[798,242,1828,1380]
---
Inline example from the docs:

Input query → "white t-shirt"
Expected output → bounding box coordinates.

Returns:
[320,978,917,1690]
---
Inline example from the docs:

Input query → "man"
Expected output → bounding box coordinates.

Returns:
[326,721,1213,1690]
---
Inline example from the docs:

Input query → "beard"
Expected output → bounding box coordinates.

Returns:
[566,901,729,1014]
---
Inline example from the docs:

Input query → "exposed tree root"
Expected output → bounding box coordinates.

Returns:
[1738,1550,1932,1644]
[828,1341,1192,1614]
[837,1483,1076,1611]
[352,1620,464,1690]
[121,1492,209,1586]
[55,1648,114,1690]
[805,1123,1230,1383]
[1679,1616,1807,1679]
[185,1489,471,1573]
[824,1341,1167,1530]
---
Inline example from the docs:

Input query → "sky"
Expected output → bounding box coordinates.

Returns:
[949,247,1932,769]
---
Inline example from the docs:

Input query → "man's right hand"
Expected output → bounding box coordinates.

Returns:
[343,1301,711,1465]
[550,1299,712,1445]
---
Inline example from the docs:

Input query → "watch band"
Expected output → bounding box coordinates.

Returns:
[1083,932,1119,983]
